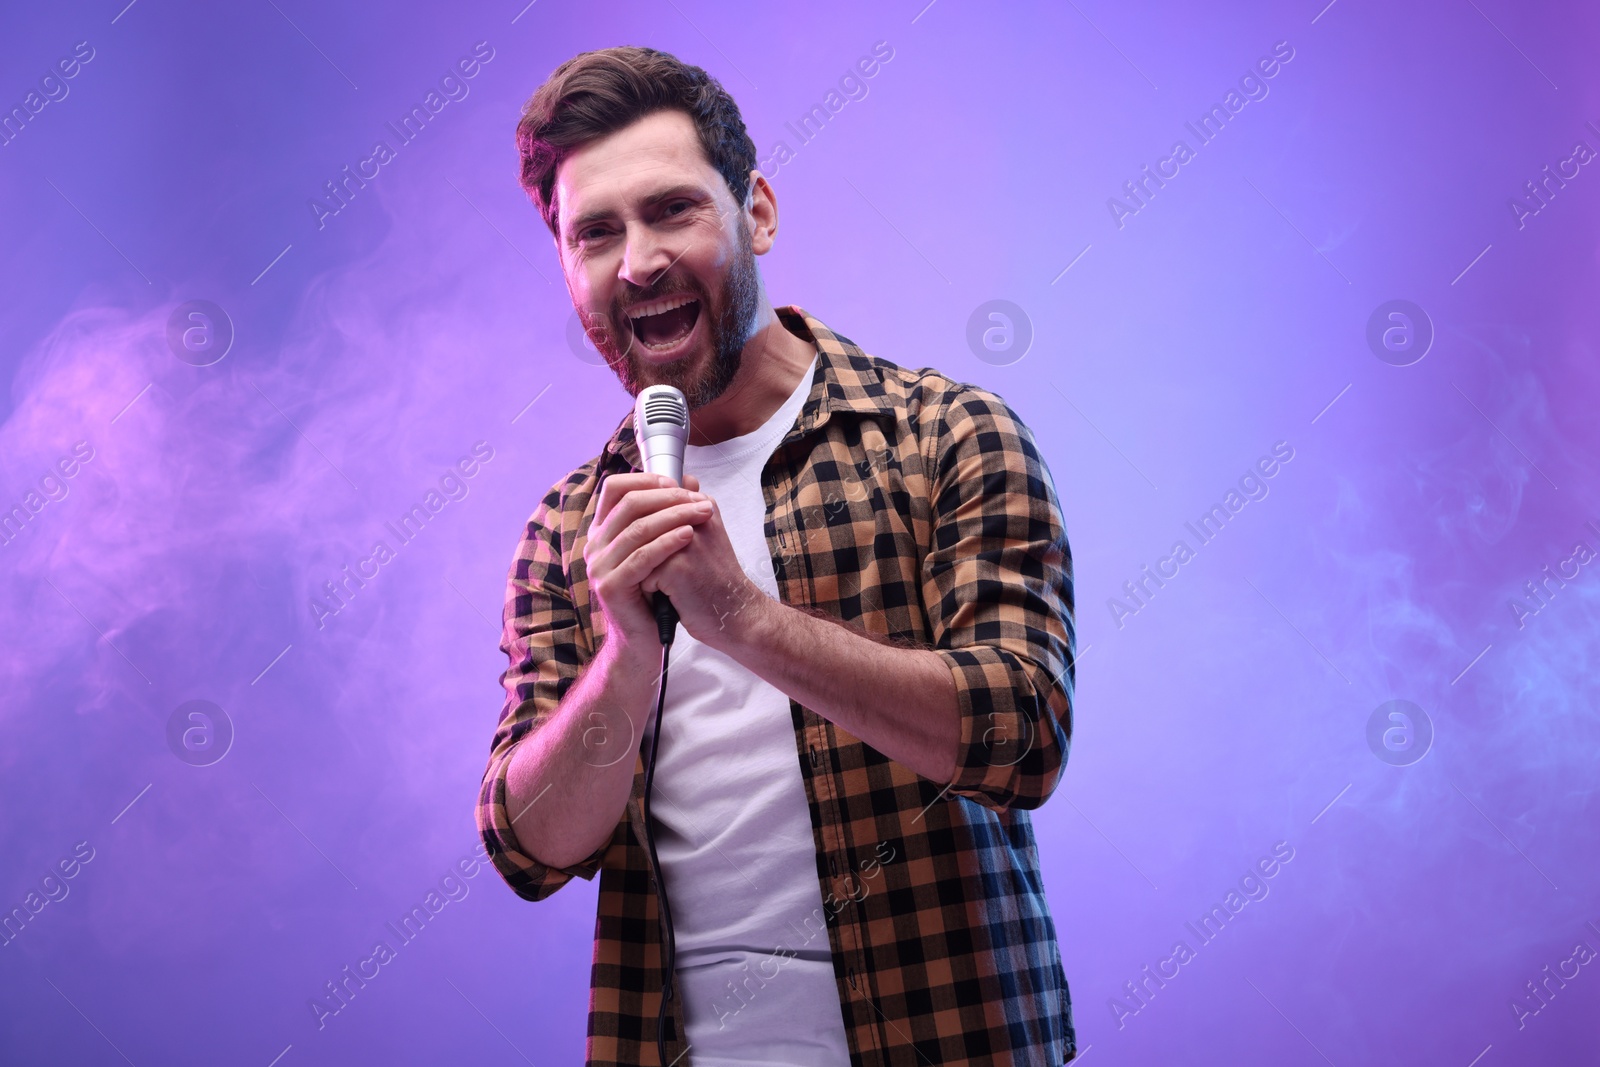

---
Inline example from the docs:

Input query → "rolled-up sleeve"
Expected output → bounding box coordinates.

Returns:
[476,479,611,902]
[920,386,1076,812]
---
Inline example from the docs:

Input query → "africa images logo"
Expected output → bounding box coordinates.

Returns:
[1106,40,1296,229]
[310,442,494,629]
[307,42,496,230]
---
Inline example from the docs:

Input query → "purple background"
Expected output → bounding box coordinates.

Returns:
[3,0,1598,1064]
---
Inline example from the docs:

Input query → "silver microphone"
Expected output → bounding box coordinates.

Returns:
[632,385,690,645]
[633,385,689,485]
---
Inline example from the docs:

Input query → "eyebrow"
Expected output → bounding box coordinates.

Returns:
[563,183,709,243]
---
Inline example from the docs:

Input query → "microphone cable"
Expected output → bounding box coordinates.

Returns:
[642,591,679,1066]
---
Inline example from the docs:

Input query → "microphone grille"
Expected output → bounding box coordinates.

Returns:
[641,389,688,429]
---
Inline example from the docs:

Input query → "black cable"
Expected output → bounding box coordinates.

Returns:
[642,592,678,1066]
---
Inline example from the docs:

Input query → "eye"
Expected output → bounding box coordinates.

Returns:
[664,200,691,217]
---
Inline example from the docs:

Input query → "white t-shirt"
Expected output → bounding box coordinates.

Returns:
[639,353,852,1065]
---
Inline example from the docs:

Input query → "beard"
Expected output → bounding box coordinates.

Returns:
[581,215,762,410]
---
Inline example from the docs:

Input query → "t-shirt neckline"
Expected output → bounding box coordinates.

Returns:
[684,353,818,468]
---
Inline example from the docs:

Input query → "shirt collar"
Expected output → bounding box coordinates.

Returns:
[599,305,897,470]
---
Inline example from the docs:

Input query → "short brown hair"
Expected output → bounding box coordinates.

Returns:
[515,46,758,237]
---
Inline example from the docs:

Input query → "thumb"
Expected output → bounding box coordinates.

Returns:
[682,472,700,492]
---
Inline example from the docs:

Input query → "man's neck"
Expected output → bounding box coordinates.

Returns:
[685,305,815,446]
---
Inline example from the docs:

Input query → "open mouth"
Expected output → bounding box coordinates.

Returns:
[627,294,701,355]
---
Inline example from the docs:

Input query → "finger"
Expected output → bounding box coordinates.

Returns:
[682,473,700,493]
[600,487,707,543]
[612,524,696,594]
[595,472,668,527]
[593,499,713,575]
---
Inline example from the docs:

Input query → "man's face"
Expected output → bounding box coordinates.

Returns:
[553,109,762,408]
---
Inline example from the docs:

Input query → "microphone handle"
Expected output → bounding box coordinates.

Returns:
[652,591,679,646]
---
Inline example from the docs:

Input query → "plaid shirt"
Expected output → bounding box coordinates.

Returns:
[477,306,1078,1066]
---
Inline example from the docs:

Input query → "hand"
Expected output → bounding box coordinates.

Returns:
[584,471,715,683]
[639,473,771,652]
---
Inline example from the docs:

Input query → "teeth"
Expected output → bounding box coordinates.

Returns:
[639,326,691,350]
[628,294,697,320]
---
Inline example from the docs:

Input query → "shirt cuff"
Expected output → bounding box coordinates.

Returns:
[477,747,609,902]
[935,645,1067,811]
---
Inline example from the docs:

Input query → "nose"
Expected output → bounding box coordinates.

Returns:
[618,221,675,291]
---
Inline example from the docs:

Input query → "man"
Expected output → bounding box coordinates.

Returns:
[476,45,1078,1067]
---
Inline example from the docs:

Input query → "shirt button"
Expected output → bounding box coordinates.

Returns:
[809,745,819,768]
[828,855,837,876]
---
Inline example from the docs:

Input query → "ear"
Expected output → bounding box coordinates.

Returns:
[746,170,778,255]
